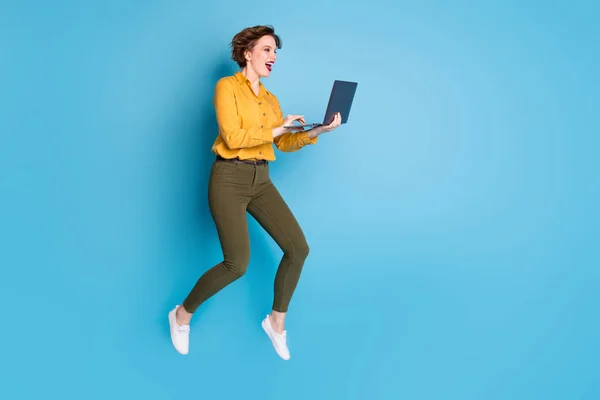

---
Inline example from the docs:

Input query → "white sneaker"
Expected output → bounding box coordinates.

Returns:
[168,305,190,355]
[261,315,290,360]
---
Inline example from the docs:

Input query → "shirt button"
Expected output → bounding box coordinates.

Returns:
[261,125,263,128]
[263,113,266,116]
[259,151,262,155]
[258,102,262,105]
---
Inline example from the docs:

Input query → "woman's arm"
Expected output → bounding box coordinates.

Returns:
[276,111,342,151]
[274,129,319,152]
[271,96,319,152]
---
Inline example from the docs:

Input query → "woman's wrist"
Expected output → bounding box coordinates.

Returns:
[307,127,322,139]
[272,126,288,138]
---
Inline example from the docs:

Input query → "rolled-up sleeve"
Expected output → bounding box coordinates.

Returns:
[274,131,318,152]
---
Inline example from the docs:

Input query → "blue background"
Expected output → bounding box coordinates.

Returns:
[1,1,598,399]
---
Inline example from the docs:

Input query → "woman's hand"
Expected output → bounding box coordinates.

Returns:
[283,114,307,129]
[272,114,306,138]
[308,112,342,139]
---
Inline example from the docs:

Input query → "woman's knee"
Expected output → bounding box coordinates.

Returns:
[284,238,310,261]
[297,240,310,259]
[222,252,250,278]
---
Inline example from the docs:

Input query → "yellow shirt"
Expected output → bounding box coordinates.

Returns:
[211,71,318,161]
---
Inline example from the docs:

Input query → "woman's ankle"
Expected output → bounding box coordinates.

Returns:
[176,305,192,325]
[269,310,286,333]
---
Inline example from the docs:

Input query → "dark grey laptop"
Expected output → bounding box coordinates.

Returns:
[284,80,358,128]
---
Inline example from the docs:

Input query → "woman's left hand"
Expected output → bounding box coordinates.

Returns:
[309,112,342,138]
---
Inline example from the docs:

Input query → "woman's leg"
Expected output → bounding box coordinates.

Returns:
[169,160,253,354]
[179,160,254,321]
[247,177,310,331]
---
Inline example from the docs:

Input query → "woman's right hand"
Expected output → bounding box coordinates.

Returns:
[282,114,306,130]
[273,114,306,137]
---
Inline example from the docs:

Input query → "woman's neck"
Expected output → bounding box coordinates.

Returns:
[241,67,260,91]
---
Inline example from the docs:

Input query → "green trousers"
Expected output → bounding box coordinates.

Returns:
[182,157,310,314]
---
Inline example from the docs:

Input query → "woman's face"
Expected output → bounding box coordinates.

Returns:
[245,35,277,77]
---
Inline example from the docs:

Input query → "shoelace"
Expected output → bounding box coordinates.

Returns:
[178,325,190,334]
[278,331,287,343]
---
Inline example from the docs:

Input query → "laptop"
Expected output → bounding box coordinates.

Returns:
[284,80,358,129]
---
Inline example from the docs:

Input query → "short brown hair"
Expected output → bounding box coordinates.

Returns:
[230,25,282,68]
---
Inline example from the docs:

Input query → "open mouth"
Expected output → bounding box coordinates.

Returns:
[266,61,274,72]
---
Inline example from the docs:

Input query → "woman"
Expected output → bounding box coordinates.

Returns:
[168,25,341,360]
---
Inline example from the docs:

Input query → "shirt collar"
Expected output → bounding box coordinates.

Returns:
[234,71,247,85]
[233,71,270,96]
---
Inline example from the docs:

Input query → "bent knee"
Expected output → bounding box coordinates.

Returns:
[298,241,310,259]
[285,240,309,260]
[222,255,249,278]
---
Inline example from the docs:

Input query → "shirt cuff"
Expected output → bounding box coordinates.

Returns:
[298,131,319,146]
